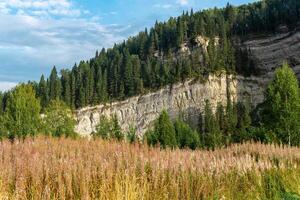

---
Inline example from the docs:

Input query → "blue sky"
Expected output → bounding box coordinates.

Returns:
[0,0,255,91]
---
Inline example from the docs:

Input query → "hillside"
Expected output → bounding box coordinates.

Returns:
[0,0,300,146]
[0,0,297,111]
[75,27,300,136]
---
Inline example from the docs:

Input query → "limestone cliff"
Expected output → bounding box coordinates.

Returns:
[75,74,265,137]
[75,29,300,137]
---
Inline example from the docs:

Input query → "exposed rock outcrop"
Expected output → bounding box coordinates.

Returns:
[75,74,265,137]
[75,29,300,137]
[239,29,300,79]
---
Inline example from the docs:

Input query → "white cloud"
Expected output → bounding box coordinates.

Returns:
[154,4,173,9]
[0,0,135,83]
[177,0,189,6]
[0,82,17,92]
[0,0,81,18]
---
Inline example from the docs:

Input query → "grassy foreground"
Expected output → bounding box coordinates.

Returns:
[0,138,299,200]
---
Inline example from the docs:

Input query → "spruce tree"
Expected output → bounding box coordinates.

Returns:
[150,110,177,148]
[123,50,134,96]
[61,70,71,107]
[49,66,61,101]
[174,118,200,150]
[204,100,223,149]
[38,75,48,109]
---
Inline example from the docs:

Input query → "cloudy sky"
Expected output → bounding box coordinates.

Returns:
[0,0,254,91]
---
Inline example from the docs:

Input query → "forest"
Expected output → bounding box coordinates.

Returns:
[1,0,299,110]
[0,0,299,148]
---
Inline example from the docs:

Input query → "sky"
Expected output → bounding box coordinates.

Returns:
[0,0,255,91]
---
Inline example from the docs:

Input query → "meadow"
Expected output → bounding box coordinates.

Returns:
[0,137,299,200]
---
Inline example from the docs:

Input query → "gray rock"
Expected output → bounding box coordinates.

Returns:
[75,30,300,137]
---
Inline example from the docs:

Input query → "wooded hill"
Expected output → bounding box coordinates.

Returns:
[1,0,300,111]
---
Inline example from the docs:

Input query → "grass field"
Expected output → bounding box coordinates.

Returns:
[0,137,299,200]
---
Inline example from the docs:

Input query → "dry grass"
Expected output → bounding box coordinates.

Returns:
[0,137,299,200]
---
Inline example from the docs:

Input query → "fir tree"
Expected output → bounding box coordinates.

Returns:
[49,66,61,100]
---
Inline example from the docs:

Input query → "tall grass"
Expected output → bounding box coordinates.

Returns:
[0,137,299,199]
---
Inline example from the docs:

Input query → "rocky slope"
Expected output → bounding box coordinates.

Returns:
[75,74,265,137]
[75,29,300,137]
[239,28,300,79]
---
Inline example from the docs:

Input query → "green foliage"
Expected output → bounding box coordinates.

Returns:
[95,115,111,139]
[111,115,123,141]
[261,63,300,146]
[126,125,138,144]
[203,100,223,149]
[145,110,177,149]
[29,0,300,110]
[94,114,124,141]
[174,118,200,150]
[49,66,61,101]
[0,115,7,140]
[42,100,77,138]
[4,84,41,140]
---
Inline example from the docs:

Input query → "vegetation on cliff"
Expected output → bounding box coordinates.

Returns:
[94,63,300,149]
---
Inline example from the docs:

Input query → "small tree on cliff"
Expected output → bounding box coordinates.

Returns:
[261,63,300,146]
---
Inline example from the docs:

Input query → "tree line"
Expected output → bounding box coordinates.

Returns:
[0,63,299,148]
[0,0,297,111]
[93,64,300,148]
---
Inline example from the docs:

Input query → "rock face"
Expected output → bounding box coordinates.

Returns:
[75,29,300,137]
[239,29,300,79]
[75,74,265,137]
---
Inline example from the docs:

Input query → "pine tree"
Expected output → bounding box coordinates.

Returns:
[147,110,177,148]
[131,55,143,94]
[216,103,226,131]
[49,66,61,100]
[61,70,71,107]
[174,118,200,150]
[70,67,77,109]
[38,75,48,109]
[123,50,134,96]
[204,100,223,149]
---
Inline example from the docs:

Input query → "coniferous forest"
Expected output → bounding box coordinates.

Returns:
[0,0,298,111]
